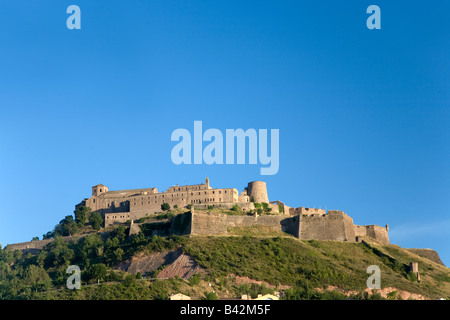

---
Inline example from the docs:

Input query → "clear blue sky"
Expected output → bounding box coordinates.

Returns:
[0,1,449,266]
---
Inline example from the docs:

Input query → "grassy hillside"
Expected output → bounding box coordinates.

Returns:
[1,216,449,300]
[181,236,450,299]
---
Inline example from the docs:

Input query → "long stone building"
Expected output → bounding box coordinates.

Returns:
[77,178,253,227]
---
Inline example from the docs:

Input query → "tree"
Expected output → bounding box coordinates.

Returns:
[84,263,107,283]
[46,236,74,267]
[111,226,127,242]
[42,231,54,240]
[161,203,170,211]
[113,248,124,262]
[77,234,104,261]
[89,212,103,230]
[31,236,39,241]
[74,206,91,226]
[54,215,78,236]
[23,265,52,293]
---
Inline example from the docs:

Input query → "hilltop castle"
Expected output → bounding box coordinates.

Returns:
[76,178,390,244]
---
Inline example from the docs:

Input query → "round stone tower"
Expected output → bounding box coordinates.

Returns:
[247,181,269,203]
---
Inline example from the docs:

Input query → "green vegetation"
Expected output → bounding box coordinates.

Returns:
[252,202,272,215]
[89,212,103,231]
[74,206,91,227]
[171,213,191,235]
[42,206,103,240]
[203,291,218,300]
[161,203,171,211]
[182,237,450,299]
[1,207,449,300]
[54,215,78,237]
[155,212,175,221]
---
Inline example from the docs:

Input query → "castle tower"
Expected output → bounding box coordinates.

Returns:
[92,184,108,197]
[247,181,269,203]
[205,177,209,188]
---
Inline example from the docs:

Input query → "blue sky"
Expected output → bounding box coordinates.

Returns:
[0,1,449,266]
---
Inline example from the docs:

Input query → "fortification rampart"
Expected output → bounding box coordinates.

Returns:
[4,239,54,254]
[298,210,356,242]
[354,224,389,244]
[185,210,389,244]
[290,207,326,216]
[189,211,297,236]
[4,233,108,254]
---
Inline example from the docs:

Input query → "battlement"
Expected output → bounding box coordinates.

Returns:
[289,207,326,216]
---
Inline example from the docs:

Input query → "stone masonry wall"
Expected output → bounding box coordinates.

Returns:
[4,239,54,254]
[298,210,356,242]
[189,212,298,236]
[354,224,389,244]
[4,234,95,254]
[187,210,390,244]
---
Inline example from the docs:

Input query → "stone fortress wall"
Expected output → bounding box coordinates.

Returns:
[4,233,107,253]
[185,208,389,244]
[79,177,389,244]
[5,178,390,252]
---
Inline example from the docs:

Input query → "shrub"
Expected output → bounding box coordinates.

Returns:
[204,291,218,300]
[231,204,239,212]
[83,263,108,283]
[161,203,171,211]
[155,212,174,220]
[189,273,202,286]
